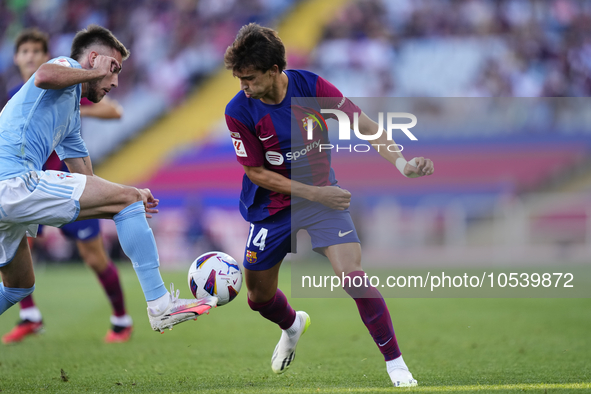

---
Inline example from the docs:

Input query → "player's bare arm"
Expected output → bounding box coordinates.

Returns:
[243,165,351,210]
[80,96,123,119]
[357,112,434,177]
[34,54,120,90]
[64,156,94,176]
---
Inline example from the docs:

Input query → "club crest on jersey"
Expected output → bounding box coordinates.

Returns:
[52,58,72,68]
[56,172,73,180]
[232,138,247,157]
[302,109,327,137]
[246,250,257,264]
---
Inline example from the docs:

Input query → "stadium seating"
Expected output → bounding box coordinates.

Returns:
[142,135,591,212]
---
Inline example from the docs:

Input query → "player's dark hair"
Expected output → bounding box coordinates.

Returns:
[224,23,286,73]
[14,28,49,54]
[70,24,130,62]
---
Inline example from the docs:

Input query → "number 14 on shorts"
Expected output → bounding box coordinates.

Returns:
[247,224,268,251]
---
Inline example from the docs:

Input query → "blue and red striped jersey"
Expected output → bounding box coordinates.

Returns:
[225,69,360,222]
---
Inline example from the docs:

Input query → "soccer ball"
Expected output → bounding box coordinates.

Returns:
[188,251,243,306]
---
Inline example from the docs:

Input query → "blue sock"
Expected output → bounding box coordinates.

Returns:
[113,201,166,301]
[0,283,35,315]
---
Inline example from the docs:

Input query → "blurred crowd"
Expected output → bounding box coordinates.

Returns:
[3,0,589,127]
[2,0,590,112]
[310,0,591,97]
[1,0,296,104]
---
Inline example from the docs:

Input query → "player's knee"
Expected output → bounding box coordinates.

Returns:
[0,266,36,289]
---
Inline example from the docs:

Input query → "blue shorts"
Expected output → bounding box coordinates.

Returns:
[38,219,101,242]
[243,201,360,271]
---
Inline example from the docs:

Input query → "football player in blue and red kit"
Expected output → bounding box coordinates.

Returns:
[224,23,434,387]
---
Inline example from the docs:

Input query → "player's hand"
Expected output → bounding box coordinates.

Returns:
[138,188,159,218]
[91,55,121,78]
[314,186,351,210]
[404,157,434,177]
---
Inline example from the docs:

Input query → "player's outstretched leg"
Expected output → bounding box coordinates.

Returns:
[343,271,417,387]
[248,289,310,374]
[1,294,43,344]
[79,176,217,332]
[112,201,217,332]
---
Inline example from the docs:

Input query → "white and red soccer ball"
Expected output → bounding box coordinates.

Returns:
[188,251,243,306]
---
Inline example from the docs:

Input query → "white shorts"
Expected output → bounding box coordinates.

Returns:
[0,170,86,266]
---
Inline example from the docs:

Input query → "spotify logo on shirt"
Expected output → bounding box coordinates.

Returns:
[265,151,284,165]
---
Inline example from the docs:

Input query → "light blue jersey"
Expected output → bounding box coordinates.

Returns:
[0,56,89,181]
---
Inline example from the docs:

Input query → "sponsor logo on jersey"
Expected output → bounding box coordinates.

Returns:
[56,172,73,180]
[285,139,321,161]
[232,138,247,157]
[246,250,257,264]
[265,151,284,165]
[338,230,354,237]
[230,132,241,138]
[52,58,72,68]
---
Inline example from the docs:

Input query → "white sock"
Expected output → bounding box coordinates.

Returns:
[19,307,42,323]
[285,313,302,337]
[386,355,408,374]
[110,314,133,327]
[147,292,170,314]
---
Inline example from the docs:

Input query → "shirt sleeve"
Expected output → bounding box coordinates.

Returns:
[225,114,264,167]
[54,115,89,160]
[315,76,361,120]
[50,56,80,69]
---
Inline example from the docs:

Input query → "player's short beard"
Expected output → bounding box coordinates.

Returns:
[86,80,102,103]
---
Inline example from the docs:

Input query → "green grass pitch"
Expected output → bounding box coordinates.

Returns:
[0,263,589,393]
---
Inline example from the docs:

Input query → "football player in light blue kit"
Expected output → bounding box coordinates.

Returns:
[2,27,133,345]
[0,24,216,332]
